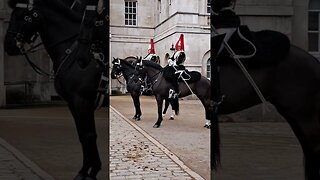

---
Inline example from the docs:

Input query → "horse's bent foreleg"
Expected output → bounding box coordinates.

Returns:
[154,96,164,128]
[162,100,175,120]
[69,100,101,179]
[162,99,170,117]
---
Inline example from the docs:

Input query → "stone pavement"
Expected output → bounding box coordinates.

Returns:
[0,138,55,180]
[110,106,204,180]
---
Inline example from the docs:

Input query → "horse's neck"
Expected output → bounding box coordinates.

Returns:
[146,67,160,82]
[37,0,84,71]
[42,36,78,72]
[121,64,136,81]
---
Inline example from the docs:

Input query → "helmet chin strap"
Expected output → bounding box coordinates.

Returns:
[16,0,34,10]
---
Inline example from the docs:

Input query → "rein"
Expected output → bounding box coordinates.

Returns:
[138,63,162,90]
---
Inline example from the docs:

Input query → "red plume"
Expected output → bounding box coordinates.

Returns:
[150,39,155,54]
[175,34,184,51]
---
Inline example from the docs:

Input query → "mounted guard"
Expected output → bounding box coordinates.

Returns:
[144,38,160,64]
[164,34,187,99]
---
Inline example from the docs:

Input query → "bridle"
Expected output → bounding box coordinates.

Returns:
[8,0,107,78]
[112,58,135,85]
[7,0,52,76]
[9,0,41,50]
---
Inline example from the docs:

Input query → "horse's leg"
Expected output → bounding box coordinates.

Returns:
[169,109,175,120]
[199,97,211,128]
[131,92,142,121]
[281,113,320,180]
[153,96,164,128]
[162,99,169,117]
[273,92,320,180]
[69,100,101,180]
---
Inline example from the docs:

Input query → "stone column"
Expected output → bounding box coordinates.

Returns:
[0,6,6,107]
[291,0,308,50]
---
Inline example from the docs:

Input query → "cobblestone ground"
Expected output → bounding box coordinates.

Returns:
[110,107,202,180]
[0,138,53,180]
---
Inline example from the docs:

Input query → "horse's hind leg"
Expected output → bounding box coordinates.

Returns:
[162,100,175,120]
[273,93,320,180]
[199,97,211,128]
[69,100,101,180]
[131,92,142,120]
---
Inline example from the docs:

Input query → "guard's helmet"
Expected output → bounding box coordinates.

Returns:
[175,51,186,65]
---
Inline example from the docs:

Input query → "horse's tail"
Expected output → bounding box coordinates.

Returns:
[212,107,221,170]
[169,98,179,115]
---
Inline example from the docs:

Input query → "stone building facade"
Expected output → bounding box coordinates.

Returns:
[110,0,319,92]
[0,1,319,105]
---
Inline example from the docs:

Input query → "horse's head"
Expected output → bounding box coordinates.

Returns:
[212,0,235,13]
[111,57,123,79]
[5,0,42,55]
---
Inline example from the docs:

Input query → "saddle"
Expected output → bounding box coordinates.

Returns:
[163,66,201,83]
[177,71,201,83]
[216,25,291,66]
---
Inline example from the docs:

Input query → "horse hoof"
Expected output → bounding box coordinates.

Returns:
[136,117,141,121]
[74,173,87,180]
[153,124,160,128]
[169,117,174,120]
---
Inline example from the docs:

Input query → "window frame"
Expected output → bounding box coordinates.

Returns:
[207,0,211,14]
[124,0,137,26]
[308,3,320,56]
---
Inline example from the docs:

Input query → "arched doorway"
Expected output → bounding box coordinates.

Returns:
[202,50,211,79]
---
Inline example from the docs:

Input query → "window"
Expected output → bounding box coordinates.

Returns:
[158,0,161,13]
[125,1,137,26]
[207,59,211,79]
[308,0,320,53]
[207,0,211,13]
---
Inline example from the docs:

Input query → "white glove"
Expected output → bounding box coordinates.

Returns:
[168,59,176,66]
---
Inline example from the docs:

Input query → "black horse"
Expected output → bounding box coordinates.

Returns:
[111,57,174,120]
[135,58,212,128]
[4,0,108,179]
[210,2,320,179]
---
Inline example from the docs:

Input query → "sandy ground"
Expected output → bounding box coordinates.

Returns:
[111,94,304,180]
[111,95,211,179]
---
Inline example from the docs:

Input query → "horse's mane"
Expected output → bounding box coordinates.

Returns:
[116,58,135,69]
[124,56,138,64]
[142,60,162,70]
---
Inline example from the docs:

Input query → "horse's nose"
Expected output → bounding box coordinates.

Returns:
[110,73,116,79]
